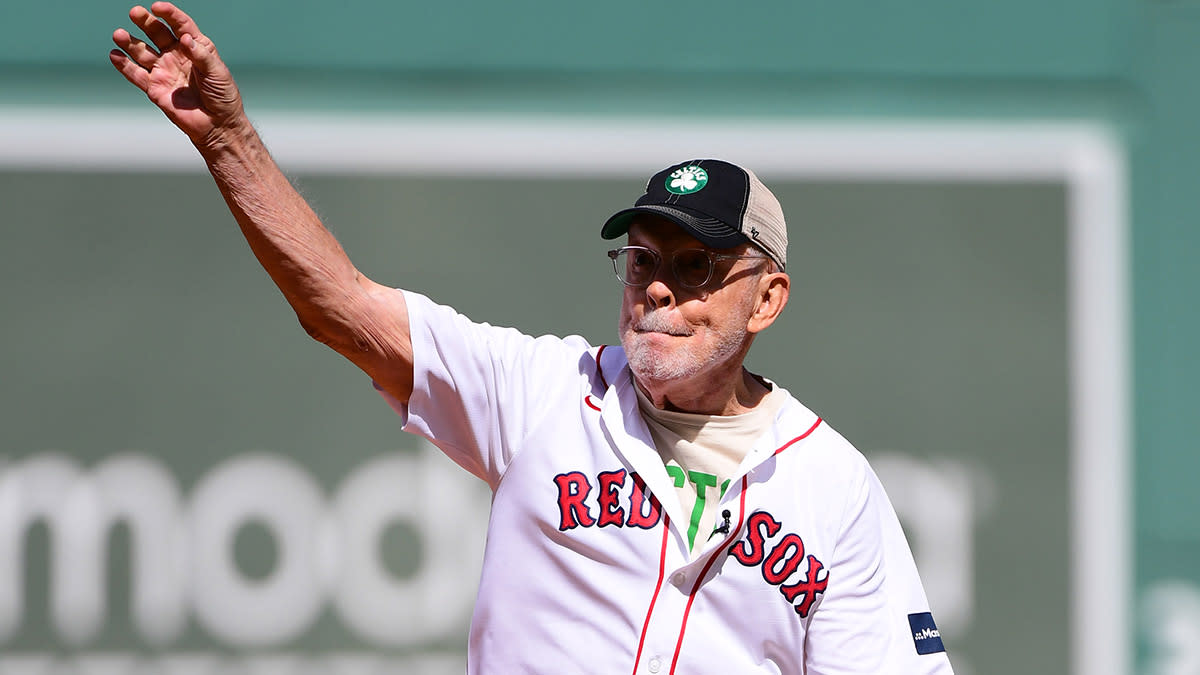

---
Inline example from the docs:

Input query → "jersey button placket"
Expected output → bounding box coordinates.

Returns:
[637,549,693,673]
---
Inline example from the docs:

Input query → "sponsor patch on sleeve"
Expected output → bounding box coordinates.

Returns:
[907,612,946,655]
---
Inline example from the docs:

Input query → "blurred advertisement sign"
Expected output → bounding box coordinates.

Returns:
[0,116,1128,674]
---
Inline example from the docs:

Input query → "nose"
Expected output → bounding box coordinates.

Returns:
[644,273,676,310]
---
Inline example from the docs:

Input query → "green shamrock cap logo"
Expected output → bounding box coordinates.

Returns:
[665,166,709,195]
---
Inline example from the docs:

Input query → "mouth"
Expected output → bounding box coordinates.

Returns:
[635,329,690,337]
[634,327,691,336]
[633,313,693,337]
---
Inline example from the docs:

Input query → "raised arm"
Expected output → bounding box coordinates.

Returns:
[110,2,414,403]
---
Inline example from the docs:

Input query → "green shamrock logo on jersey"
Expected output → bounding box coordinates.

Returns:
[666,166,709,195]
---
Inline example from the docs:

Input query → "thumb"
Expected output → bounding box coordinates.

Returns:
[179,32,221,77]
[179,32,243,119]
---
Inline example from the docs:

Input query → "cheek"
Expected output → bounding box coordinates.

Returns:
[682,296,740,334]
[618,293,635,333]
[675,296,712,325]
[620,286,644,312]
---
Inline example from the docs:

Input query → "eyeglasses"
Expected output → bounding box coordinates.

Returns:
[607,246,768,289]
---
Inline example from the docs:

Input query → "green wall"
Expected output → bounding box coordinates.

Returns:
[7,0,1134,75]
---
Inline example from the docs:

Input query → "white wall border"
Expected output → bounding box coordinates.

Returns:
[0,107,1131,675]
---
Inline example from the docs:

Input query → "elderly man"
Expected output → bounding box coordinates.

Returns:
[110,4,954,673]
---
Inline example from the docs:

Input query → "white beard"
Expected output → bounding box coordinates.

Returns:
[621,307,750,384]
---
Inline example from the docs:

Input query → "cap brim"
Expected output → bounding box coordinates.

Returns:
[601,205,749,250]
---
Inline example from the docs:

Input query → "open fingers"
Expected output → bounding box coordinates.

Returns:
[129,5,177,52]
[148,2,205,43]
[108,48,151,92]
[111,28,160,71]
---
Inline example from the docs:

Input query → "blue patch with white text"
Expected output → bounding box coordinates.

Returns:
[908,612,945,655]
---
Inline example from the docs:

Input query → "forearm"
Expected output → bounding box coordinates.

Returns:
[199,122,370,350]
[111,2,413,400]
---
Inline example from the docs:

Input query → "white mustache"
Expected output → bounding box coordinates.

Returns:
[634,311,694,337]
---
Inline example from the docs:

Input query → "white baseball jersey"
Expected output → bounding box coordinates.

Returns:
[379,291,955,674]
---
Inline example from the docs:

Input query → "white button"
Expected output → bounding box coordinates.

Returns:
[670,572,686,586]
[648,656,662,673]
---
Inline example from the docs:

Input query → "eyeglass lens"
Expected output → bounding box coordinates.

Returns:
[611,248,717,288]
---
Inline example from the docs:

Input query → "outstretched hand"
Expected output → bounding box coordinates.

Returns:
[110,2,245,146]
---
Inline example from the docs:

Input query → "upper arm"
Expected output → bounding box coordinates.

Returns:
[803,465,891,673]
[396,292,587,486]
[803,454,954,674]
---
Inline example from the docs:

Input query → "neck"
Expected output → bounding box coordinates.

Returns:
[635,365,769,416]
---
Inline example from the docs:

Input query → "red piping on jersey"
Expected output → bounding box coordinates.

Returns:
[668,476,748,675]
[585,345,614,410]
[631,509,671,675]
[667,419,823,674]
[775,417,823,456]
[595,345,610,390]
[586,346,611,412]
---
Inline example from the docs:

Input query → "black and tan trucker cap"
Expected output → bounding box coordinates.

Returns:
[601,159,788,270]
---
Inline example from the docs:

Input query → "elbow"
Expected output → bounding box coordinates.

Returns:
[298,311,374,354]
[297,313,338,348]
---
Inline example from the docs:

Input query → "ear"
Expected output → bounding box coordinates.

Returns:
[747,272,790,334]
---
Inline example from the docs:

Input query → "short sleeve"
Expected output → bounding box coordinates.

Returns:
[803,455,955,674]
[378,291,592,489]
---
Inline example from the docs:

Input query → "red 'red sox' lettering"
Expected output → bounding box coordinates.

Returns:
[554,472,596,530]
[554,469,662,531]
[730,511,829,618]
[596,469,626,527]
[625,472,660,529]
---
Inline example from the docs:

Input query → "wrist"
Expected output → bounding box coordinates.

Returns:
[195,114,260,161]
